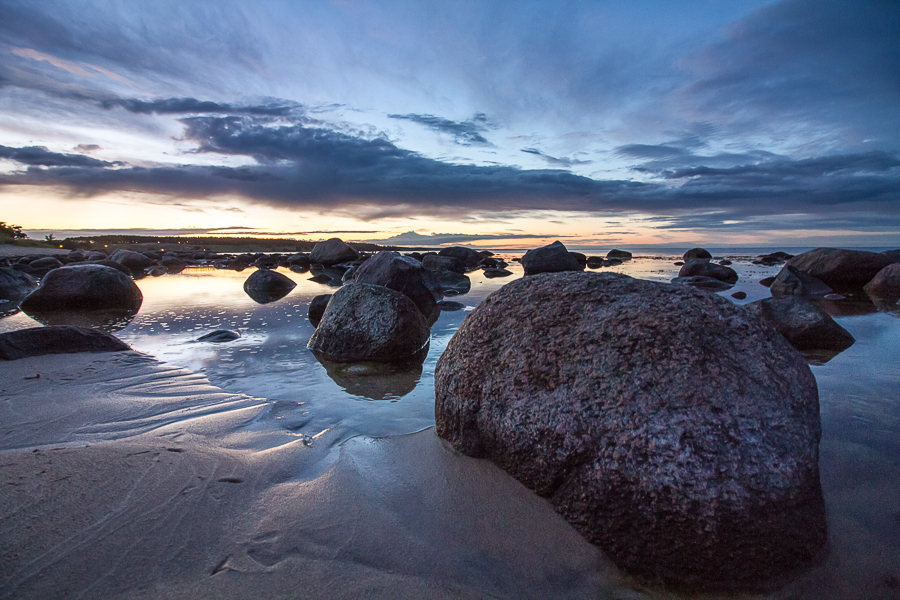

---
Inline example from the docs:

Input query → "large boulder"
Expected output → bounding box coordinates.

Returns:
[243,269,296,304]
[307,283,430,363]
[353,251,439,321]
[308,293,332,327]
[786,248,893,290]
[745,296,855,352]
[670,275,733,291]
[521,241,582,276]
[863,262,900,298]
[677,260,738,284]
[422,254,465,273]
[0,266,37,302]
[309,238,359,266]
[770,265,833,297]
[20,265,143,311]
[435,272,825,590]
[606,249,632,259]
[0,326,130,360]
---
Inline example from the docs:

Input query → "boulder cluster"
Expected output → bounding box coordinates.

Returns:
[306,241,506,364]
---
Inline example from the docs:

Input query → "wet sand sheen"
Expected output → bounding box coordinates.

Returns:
[0,352,617,599]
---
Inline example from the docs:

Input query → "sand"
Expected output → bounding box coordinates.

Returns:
[0,351,621,599]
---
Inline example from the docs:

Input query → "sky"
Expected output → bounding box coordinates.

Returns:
[1,0,899,249]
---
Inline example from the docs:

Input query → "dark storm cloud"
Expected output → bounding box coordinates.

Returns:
[520,148,591,168]
[2,116,898,228]
[100,97,300,117]
[0,144,119,168]
[388,113,493,146]
[676,0,900,149]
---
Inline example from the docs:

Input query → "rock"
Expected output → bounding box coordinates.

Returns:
[438,300,466,311]
[68,259,133,277]
[308,294,332,327]
[670,275,733,291]
[731,291,747,300]
[769,265,833,297]
[585,256,604,269]
[483,268,513,278]
[606,249,632,259]
[786,248,894,290]
[759,276,776,287]
[308,283,430,363]
[0,266,38,302]
[863,263,900,298]
[308,273,333,284]
[521,241,582,276]
[161,256,188,274]
[569,252,587,268]
[145,266,167,277]
[677,260,738,284]
[437,247,484,269]
[435,270,471,296]
[882,249,900,263]
[745,296,855,352]
[28,256,64,272]
[0,326,130,360]
[286,252,311,267]
[683,248,712,261]
[718,259,732,266]
[309,238,359,266]
[243,269,296,304]
[109,249,156,272]
[674,261,685,266]
[196,330,241,343]
[435,272,825,590]
[754,251,794,265]
[20,265,143,312]
[422,255,465,273]
[352,251,440,319]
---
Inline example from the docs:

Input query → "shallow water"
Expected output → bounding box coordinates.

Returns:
[2,249,899,598]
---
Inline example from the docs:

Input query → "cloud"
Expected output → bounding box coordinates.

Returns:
[0,144,119,168]
[674,0,900,151]
[99,97,300,117]
[1,115,898,229]
[388,112,494,146]
[521,147,592,168]
[367,231,572,246]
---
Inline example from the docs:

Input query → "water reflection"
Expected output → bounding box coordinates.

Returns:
[244,285,294,304]
[22,306,140,332]
[314,354,425,401]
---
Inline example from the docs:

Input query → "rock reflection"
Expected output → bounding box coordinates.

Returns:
[22,306,140,332]
[244,286,293,304]
[811,295,879,317]
[314,354,425,400]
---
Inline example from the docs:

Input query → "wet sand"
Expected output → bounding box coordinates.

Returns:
[0,351,617,599]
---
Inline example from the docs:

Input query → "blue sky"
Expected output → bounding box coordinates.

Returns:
[1,0,898,247]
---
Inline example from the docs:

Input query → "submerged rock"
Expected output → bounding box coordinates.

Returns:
[308,283,430,363]
[483,267,513,278]
[746,296,855,352]
[20,265,143,312]
[521,241,582,276]
[435,272,825,591]
[196,330,241,343]
[0,326,130,360]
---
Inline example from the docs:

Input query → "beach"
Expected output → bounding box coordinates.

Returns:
[2,246,900,599]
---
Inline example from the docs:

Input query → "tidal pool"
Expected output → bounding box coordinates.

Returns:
[2,248,899,598]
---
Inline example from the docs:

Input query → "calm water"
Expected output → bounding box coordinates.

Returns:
[2,249,899,598]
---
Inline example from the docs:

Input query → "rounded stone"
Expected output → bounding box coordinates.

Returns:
[20,265,143,311]
[435,271,825,590]
[308,283,430,363]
